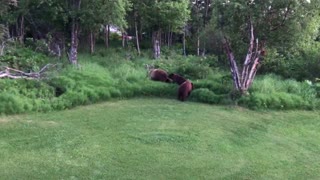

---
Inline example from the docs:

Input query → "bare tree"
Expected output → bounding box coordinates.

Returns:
[223,21,265,95]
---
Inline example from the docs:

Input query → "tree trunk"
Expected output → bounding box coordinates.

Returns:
[0,42,5,56]
[197,35,200,56]
[0,24,8,56]
[202,42,206,56]
[69,18,79,65]
[122,32,125,48]
[68,0,81,65]
[183,30,186,56]
[223,22,264,94]
[17,15,24,43]
[167,31,170,47]
[164,32,168,46]
[152,31,161,59]
[89,31,95,54]
[105,25,109,48]
[134,17,140,55]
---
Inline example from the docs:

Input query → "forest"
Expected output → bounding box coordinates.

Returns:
[0,0,320,114]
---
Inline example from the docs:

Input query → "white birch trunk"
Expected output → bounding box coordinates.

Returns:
[223,22,264,94]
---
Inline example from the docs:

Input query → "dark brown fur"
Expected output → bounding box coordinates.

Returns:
[168,73,187,85]
[178,80,193,101]
[149,69,172,83]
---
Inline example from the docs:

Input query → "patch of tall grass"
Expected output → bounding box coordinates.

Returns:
[239,74,320,110]
[0,50,319,114]
[148,55,216,80]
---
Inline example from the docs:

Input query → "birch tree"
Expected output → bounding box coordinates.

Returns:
[211,0,318,94]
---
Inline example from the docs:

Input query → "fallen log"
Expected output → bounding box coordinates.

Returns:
[0,64,57,79]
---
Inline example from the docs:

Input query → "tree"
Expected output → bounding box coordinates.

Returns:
[0,0,16,55]
[223,20,265,94]
[68,0,81,65]
[131,0,190,59]
[100,0,130,49]
[190,0,212,56]
[210,0,319,94]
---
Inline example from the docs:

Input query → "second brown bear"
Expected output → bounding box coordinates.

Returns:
[178,80,193,101]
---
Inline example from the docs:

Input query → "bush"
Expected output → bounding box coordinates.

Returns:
[260,45,320,80]
[238,92,312,110]
[194,79,232,95]
[0,48,319,115]
[0,45,49,71]
[190,88,229,105]
[0,93,32,114]
[152,55,216,80]
[251,74,318,102]
[240,74,319,110]
[315,82,320,98]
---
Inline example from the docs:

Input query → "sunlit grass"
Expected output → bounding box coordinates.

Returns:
[0,98,320,179]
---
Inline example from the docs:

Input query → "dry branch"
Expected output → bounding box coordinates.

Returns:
[0,64,57,79]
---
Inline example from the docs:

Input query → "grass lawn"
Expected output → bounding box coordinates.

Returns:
[0,98,320,179]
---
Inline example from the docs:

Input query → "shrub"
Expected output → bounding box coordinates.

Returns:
[152,55,216,80]
[193,79,232,95]
[315,82,320,98]
[140,81,177,97]
[260,45,320,80]
[0,93,28,114]
[190,88,227,104]
[239,91,315,110]
[0,45,48,71]
[241,74,319,109]
[0,49,319,115]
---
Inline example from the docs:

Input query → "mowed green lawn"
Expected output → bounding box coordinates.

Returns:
[0,98,320,179]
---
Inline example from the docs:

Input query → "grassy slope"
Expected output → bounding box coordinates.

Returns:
[0,98,320,179]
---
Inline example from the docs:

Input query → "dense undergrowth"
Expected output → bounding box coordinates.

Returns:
[0,47,319,115]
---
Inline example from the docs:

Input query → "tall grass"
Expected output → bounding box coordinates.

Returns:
[0,50,319,114]
[239,74,319,110]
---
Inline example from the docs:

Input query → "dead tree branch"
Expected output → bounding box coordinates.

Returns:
[0,64,57,79]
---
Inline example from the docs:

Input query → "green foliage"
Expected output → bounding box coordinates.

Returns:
[0,50,319,115]
[238,74,320,110]
[190,88,227,104]
[238,92,310,110]
[0,79,55,114]
[194,79,232,95]
[137,0,190,32]
[0,45,48,71]
[152,55,217,80]
[261,44,320,80]
[315,82,320,98]
[0,24,9,45]
[210,0,320,57]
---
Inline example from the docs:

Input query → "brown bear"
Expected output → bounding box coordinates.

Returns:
[168,73,187,85]
[178,80,193,101]
[145,65,172,83]
[148,69,172,82]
